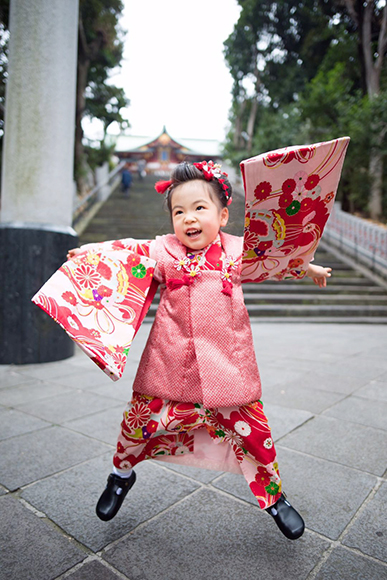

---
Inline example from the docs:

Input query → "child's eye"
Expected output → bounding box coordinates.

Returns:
[174,210,183,216]
[196,205,205,211]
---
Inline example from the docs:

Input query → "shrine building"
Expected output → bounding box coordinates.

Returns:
[114,126,222,174]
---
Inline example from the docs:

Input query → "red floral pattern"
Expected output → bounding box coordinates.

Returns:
[114,393,282,509]
[125,402,152,429]
[241,138,350,283]
[74,264,101,289]
[32,246,156,380]
[281,178,296,194]
[254,181,272,200]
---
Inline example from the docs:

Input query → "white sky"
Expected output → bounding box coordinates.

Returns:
[85,0,241,142]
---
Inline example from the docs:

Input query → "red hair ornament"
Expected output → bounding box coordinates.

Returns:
[155,162,233,205]
[155,180,172,194]
[193,160,232,205]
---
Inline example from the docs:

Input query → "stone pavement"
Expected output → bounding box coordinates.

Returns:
[1,322,387,579]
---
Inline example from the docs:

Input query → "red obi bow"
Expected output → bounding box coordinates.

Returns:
[167,275,195,290]
[167,275,233,296]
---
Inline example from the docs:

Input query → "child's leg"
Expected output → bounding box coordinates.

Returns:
[207,401,304,540]
[206,400,281,508]
[96,470,136,521]
[96,393,204,521]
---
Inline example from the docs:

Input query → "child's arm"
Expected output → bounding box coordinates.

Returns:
[67,248,83,260]
[306,263,332,288]
[67,238,155,260]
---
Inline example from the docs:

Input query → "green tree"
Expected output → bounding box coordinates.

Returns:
[224,0,337,158]
[224,0,387,219]
[76,0,129,190]
[338,0,387,218]
[301,0,387,218]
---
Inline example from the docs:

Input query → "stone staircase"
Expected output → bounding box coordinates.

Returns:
[242,245,387,323]
[79,175,387,323]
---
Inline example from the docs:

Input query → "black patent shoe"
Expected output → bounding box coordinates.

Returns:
[96,471,136,521]
[266,494,305,540]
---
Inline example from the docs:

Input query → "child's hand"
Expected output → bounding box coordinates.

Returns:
[67,247,83,260]
[306,264,332,288]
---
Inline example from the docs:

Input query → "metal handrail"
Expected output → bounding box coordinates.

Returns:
[323,202,387,277]
[72,161,126,224]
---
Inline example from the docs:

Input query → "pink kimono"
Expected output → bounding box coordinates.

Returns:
[132,231,261,407]
[34,138,350,510]
[84,232,282,509]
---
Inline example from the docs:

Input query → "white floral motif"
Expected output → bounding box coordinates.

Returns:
[225,256,238,270]
[234,421,252,437]
[294,170,308,191]
[174,444,190,455]
[186,264,201,277]
[263,437,273,449]
[221,270,231,281]
[174,257,190,271]
[222,428,244,449]
[195,255,206,267]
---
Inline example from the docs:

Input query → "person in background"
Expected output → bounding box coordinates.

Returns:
[121,165,133,198]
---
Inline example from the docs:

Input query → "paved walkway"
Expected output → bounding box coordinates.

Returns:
[1,174,387,579]
[1,322,387,579]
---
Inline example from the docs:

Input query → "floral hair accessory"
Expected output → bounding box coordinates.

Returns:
[193,160,232,205]
[155,180,173,194]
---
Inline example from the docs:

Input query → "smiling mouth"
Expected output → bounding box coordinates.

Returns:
[186,229,202,237]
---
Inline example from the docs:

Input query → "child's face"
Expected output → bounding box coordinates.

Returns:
[170,180,229,250]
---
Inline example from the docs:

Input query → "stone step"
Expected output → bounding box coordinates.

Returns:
[247,316,387,324]
[246,276,376,286]
[146,303,387,318]
[242,284,386,294]
[149,290,386,304]
[309,261,353,270]
[242,304,387,316]
[242,294,387,304]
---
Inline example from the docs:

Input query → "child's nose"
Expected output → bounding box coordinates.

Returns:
[184,213,196,223]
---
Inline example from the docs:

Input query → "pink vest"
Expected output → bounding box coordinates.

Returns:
[132,232,262,407]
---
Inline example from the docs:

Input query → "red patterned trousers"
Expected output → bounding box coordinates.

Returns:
[113,392,282,509]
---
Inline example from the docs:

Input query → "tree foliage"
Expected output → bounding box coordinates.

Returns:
[76,0,129,189]
[224,0,387,220]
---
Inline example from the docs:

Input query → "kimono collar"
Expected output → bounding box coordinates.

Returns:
[185,234,221,258]
[162,231,242,262]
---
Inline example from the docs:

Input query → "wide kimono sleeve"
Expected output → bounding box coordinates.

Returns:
[80,237,154,257]
[32,238,158,381]
[240,137,350,284]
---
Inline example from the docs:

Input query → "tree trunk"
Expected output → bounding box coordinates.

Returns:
[369,150,383,219]
[74,17,104,193]
[74,56,89,192]
[246,98,258,153]
[233,99,246,149]
[361,1,387,219]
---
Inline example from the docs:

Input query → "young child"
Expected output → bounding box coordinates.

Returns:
[68,161,331,540]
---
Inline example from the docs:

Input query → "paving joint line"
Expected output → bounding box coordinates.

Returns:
[276,444,383,478]
[54,555,133,580]
[5,449,114,494]
[99,485,206,556]
[16,494,94,556]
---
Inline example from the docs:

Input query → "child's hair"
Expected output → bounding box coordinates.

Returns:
[164,161,232,213]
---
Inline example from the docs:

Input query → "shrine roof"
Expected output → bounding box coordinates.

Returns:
[114,128,222,158]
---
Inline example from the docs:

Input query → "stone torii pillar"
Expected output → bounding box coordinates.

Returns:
[0,0,79,364]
